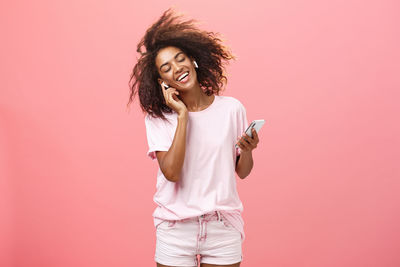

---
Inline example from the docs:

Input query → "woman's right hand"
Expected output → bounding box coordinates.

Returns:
[160,83,188,116]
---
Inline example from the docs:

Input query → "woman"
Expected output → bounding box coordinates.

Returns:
[128,8,259,267]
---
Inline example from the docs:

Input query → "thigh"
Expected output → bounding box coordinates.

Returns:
[155,220,199,267]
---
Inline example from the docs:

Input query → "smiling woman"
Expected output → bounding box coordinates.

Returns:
[128,7,259,267]
[127,7,237,121]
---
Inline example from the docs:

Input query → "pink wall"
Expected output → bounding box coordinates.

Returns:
[1,0,399,266]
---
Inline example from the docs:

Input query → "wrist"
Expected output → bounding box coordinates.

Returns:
[178,112,188,121]
[240,150,253,158]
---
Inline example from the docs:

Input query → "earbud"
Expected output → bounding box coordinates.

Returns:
[161,81,170,89]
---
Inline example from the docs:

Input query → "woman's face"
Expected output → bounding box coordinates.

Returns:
[155,46,197,91]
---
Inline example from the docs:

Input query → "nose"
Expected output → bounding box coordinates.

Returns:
[171,61,183,73]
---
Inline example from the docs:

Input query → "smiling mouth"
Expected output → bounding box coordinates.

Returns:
[176,71,189,82]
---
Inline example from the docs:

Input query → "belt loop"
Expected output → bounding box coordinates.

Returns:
[216,210,221,221]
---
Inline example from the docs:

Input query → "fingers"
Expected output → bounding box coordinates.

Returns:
[238,138,251,150]
[237,134,250,147]
[242,132,257,146]
[236,136,251,152]
[236,128,259,152]
[169,89,179,102]
[241,134,255,149]
[166,89,172,104]
[160,83,180,105]
[251,128,259,143]
[171,91,180,102]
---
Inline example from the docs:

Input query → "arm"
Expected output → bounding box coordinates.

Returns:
[235,128,259,179]
[235,151,254,179]
[156,113,188,182]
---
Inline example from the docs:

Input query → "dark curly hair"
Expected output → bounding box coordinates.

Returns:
[127,8,236,121]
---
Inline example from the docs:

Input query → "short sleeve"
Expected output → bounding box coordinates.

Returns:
[236,101,249,157]
[144,115,173,161]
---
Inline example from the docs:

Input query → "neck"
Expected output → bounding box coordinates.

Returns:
[179,82,214,112]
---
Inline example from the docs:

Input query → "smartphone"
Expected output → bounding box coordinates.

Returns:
[235,119,265,148]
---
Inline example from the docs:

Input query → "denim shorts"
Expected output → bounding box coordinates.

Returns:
[155,210,243,267]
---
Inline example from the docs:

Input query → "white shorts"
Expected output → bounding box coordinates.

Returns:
[155,210,243,267]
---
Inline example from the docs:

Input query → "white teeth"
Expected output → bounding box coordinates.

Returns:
[178,72,189,81]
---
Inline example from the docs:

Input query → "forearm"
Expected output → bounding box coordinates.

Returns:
[161,113,188,182]
[235,151,254,179]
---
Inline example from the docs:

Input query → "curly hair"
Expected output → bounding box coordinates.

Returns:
[127,7,236,121]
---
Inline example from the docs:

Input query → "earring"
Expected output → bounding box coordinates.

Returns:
[193,60,198,68]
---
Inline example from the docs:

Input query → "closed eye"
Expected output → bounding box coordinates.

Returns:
[163,56,186,72]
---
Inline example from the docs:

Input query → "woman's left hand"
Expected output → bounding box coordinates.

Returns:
[236,128,259,154]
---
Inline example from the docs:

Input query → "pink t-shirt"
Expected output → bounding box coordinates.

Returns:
[144,95,249,241]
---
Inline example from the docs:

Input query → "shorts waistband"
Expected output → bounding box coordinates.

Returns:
[180,210,223,222]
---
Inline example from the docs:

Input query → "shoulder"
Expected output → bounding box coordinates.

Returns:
[145,112,177,128]
[144,113,157,125]
[217,95,246,111]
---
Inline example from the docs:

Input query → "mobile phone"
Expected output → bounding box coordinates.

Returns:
[235,119,265,148]
[162,81,170,89]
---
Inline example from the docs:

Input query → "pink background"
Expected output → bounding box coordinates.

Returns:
[1,0,399,266]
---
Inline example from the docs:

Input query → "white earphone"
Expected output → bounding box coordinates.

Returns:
[161,81,170,89]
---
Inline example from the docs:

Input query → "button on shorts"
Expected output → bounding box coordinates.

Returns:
[155,210,243,267]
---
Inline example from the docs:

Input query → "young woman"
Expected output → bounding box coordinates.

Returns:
[128,8,259,267]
